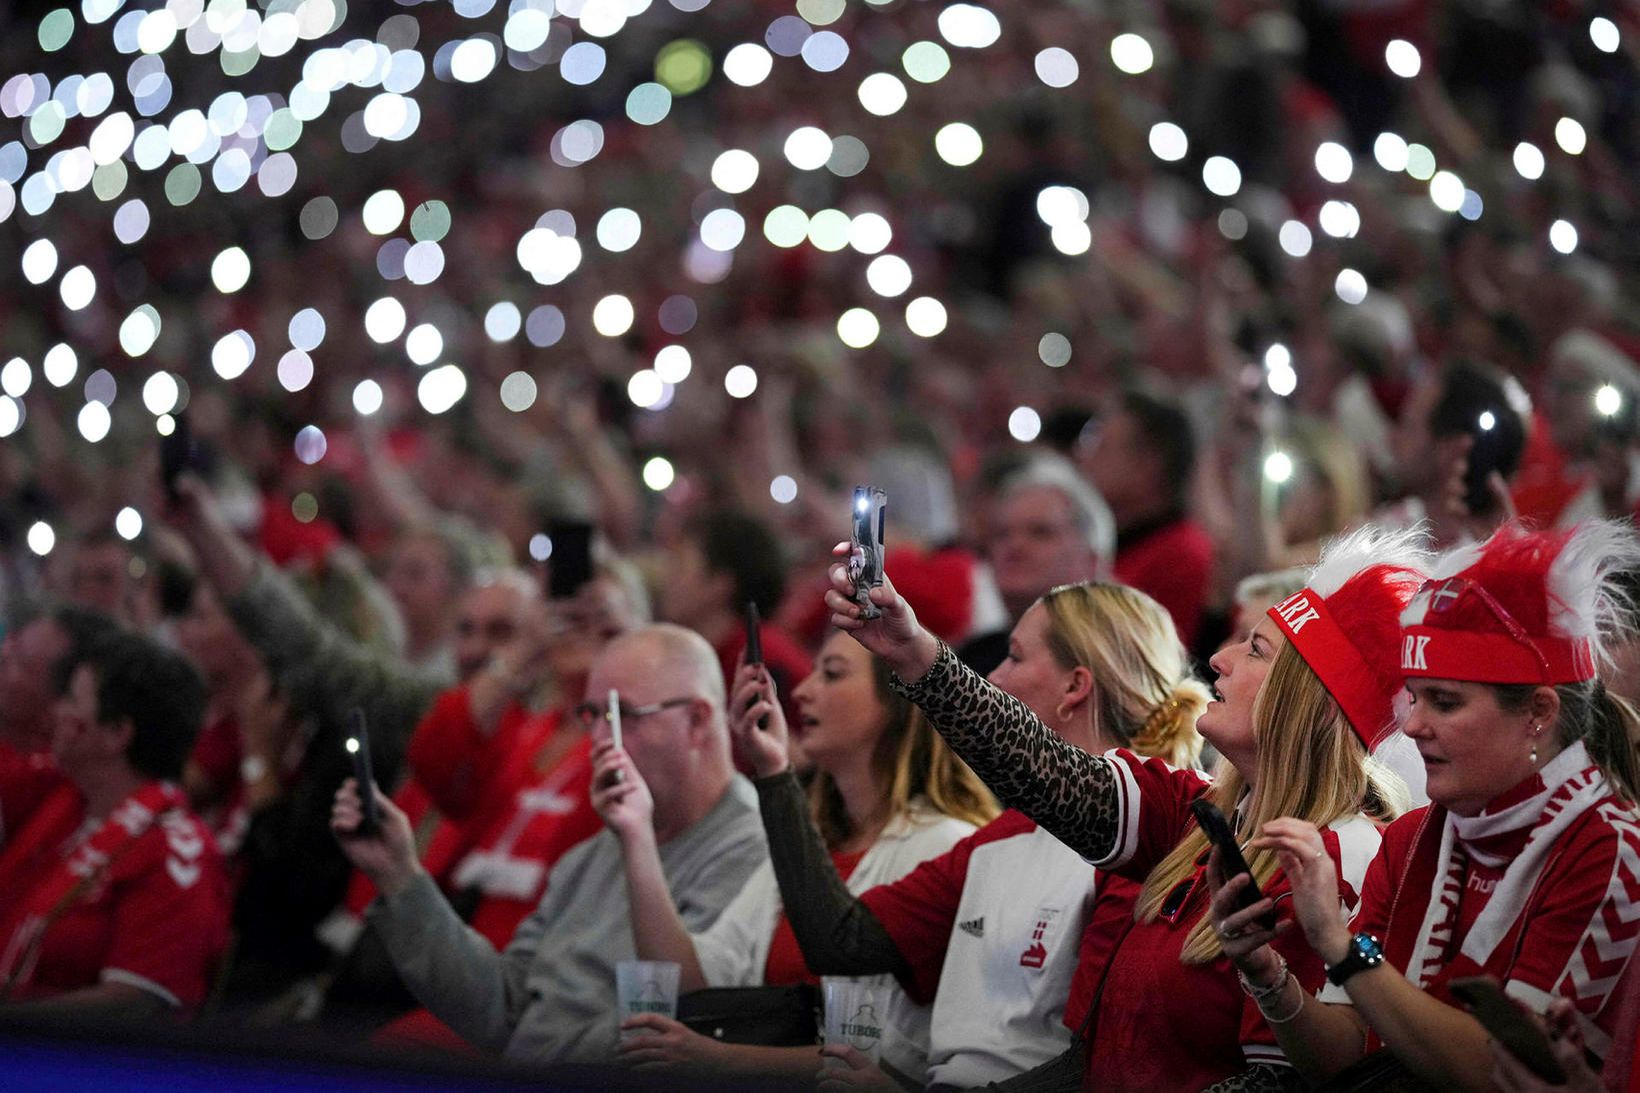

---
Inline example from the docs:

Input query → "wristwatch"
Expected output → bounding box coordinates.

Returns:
[1325,932,1385,986]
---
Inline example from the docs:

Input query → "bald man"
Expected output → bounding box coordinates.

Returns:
[333,624,767,1064]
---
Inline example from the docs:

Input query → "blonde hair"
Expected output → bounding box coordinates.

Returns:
[1038,582,1209,769]
[1133,643,1409,964]
[812,655,1000,845]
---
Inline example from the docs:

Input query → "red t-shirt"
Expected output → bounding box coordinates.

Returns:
[1113,518,1214,648]
[1347,793,1640,1059]
[0,769,230,1010]
[1073,750,1380,1089]
[763,847,867,986]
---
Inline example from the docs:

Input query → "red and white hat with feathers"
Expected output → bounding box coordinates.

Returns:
[1399,523,1638,686]
[1266,525,1432,750]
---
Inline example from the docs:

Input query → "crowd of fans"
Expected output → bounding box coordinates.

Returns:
[2,0,1640,1089]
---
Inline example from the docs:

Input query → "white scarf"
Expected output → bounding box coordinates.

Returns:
[1407,742,1609,988]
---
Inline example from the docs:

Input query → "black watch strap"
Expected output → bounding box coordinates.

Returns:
[1325,932,1385,987]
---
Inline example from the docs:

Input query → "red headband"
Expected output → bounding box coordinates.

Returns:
[1267,589,1395,749]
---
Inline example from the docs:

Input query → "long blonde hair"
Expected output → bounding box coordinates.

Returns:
[1038,582,1209,768]
[811,653,999,845]
[1133,643,1409,964]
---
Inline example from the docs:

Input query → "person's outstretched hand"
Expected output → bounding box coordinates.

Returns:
[823,542,939,683]
[729,663,791,778]
[331,777,421,899]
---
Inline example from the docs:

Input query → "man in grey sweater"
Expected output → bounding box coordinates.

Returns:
[331,624,767,1063]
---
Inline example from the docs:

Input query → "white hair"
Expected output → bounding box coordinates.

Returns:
[1001,453,1116,565]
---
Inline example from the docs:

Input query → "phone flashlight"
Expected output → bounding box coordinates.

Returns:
[1263,450,1294,485]
[1595,383,1623,418]
[1477,411,1496,431]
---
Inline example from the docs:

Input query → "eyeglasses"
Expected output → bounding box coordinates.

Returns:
[572,695,695,730]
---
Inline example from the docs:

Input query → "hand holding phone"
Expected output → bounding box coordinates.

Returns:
[1192,799,1275,928]
[1450,977,1567,1083]
[346,708,378,834]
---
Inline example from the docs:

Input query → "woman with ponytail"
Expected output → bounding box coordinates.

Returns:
[1213,521,1640,1090]
[732,581,1206,1089]
[821,526,1428,1091]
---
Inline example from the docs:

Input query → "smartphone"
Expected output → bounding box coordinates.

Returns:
[1191,799,1274,926]
[1463,411,1506,516]
[603,689,626,786]
[849,486,887,620]
[346,707,378,834]
[1449,977,1567,1083]
[160,410,197,502]
[547,521,594,599]
[744,602,763,666]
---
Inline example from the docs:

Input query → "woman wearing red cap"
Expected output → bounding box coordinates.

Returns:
[824,526,1428,1091]
[1212,522,1640,1089]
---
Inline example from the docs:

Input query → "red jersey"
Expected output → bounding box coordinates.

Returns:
[1113,518,1214,648]
[0,771,229,1010]
[1078,750,1381,1089]
[1336,763,1640,1060]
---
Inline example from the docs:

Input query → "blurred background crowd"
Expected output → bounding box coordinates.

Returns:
[1,0,1639,1082]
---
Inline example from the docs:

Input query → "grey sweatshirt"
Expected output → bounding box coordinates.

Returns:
[367,775,768,1063]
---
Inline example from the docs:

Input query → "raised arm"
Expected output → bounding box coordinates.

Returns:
[168,474,444,759]
[729,666,911,979]
[590,742,709,994]
[823,550,1125,863]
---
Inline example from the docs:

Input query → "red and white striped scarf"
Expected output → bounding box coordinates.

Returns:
[1407,742,1608,988]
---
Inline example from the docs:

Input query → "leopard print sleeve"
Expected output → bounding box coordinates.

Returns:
[892,640,1124,864]
[1199,1064,1303,1093]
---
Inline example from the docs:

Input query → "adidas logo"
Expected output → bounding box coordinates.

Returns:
[958,917,984,939]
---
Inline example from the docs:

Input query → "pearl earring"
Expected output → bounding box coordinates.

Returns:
[1529,723,1542,766]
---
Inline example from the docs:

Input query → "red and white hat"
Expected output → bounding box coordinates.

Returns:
[1399,523,1636,685]
[1267,525,1432,750]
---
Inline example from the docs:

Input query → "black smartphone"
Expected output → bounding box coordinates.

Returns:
[346,707,378,834]
[744,602,763,666]
[1449,977,1567,1083]
[1191,799,1274,926]
[160,411,197,502]
[1463,411,1506,516]
[547,521,594,599]
[849,486,887,619]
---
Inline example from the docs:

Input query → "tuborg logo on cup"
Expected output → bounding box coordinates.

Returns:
[630,979,671,1015]
[842,1003,883,1050]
